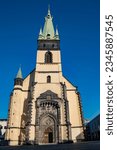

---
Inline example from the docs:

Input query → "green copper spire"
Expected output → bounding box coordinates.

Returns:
[38,6,60,40]
[42,6,55,39]
[16,67,23,79]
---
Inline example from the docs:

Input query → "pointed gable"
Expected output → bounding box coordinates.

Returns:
[38,90,60,99]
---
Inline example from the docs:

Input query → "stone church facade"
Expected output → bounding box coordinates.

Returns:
[5,7,84,145]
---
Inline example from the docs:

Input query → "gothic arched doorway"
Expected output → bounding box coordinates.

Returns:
[43,127,53,143]
[35,90,61,144]
[38,115,57,144]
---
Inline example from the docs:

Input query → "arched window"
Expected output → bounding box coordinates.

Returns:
[47,76,51,83]
[45,51,52,63]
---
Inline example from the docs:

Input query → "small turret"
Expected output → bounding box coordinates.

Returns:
[7,66,24,145]
[14,67,23,86]
[38,27,43,40]
[55,26,59,39]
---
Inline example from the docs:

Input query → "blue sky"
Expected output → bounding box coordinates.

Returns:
[0,0,100,120]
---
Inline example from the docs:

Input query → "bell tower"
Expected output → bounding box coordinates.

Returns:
[35,7,62,84]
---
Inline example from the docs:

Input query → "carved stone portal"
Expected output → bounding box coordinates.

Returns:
[35,90,60,144]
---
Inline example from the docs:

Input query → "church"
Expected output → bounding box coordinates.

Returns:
[5,7,84,145]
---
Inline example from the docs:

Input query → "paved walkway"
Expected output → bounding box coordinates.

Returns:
[0,141,100,150]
